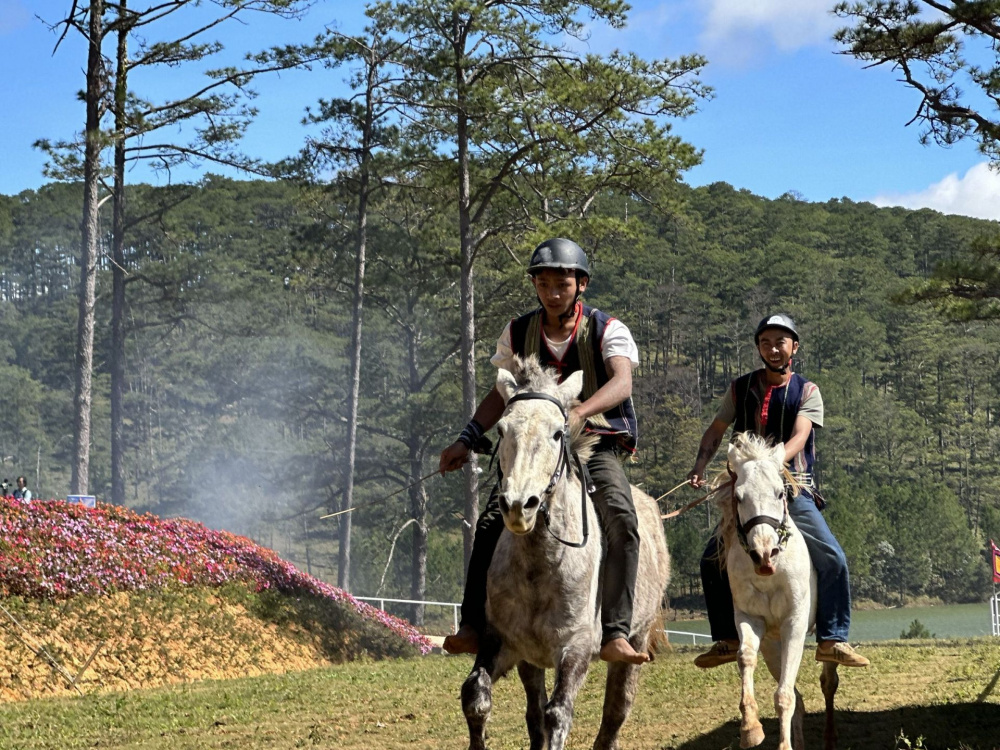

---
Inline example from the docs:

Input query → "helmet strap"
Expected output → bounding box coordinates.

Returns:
[760,353,791,375]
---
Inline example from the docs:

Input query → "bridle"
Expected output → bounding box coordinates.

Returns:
[728,464,791,556]
[502,390,590,549]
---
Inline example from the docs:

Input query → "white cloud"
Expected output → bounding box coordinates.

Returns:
[700,0,838,56]
[872,162,1000,222]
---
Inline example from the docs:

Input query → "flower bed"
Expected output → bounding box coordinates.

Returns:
[0,497,430,654]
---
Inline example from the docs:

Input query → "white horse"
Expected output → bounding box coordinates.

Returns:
[720,432,838,750]
[461,356,670,750]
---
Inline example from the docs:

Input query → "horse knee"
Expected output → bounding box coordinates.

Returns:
[545,702,575,748]
[774,686,795,715]
[462,669,493,721]
[820,664,839,697]
[738,645,757,670]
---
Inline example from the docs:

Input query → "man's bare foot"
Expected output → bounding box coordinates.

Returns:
[600,637,650,665]
[443,625,479,655]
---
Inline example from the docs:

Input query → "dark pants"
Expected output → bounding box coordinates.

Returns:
[460,442,639,644]
[700,488,851,643]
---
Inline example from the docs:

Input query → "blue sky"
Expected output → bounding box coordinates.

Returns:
[3,0,999,220]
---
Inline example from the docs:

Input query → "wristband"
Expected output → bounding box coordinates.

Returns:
[457,419,485,449]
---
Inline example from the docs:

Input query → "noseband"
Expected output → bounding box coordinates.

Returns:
[503,390,590,548]
[729,465,791,556]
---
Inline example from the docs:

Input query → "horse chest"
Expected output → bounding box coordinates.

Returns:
[728,555,802,624]
[486,539,600,664]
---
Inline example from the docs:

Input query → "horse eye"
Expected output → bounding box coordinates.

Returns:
[553,430,564,441]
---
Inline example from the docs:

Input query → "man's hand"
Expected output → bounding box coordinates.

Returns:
[687,470,705,489]
[440,441,471,474]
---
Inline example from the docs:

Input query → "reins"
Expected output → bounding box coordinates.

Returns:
[660,481,733,520]
[503,390,591,549]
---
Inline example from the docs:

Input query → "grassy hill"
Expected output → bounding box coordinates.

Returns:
[0,498,430,702]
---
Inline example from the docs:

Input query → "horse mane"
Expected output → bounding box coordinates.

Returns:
[507,354,601,465]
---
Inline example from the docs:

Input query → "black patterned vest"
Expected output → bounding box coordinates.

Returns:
[509,303,638,452]
[731,370,816,479]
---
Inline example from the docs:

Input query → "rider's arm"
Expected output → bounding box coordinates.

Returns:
[572,355,632,422]
[782,414,815,465]
[688,418,730,488]
[439,387,506,473]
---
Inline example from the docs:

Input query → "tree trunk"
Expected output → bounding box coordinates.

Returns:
[110,0,128,508]
[72,0,105,496]
[405,315,428,624]
[409,442,428,626]
[338,61,376,592]
[454,12,479,574]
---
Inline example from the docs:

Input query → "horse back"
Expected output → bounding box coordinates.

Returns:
[629,484,671,629]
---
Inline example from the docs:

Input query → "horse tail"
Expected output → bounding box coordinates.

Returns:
[647,605,670,656]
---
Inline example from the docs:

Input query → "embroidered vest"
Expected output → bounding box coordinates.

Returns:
[510,304,638,451]
[731,370,816,478]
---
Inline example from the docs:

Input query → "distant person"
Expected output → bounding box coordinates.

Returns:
[1,479,11,499]
[688,314,869,669]
[12,476,31,503]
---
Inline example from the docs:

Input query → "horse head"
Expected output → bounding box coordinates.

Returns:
[494,356,585,535]
[727,432,790,577]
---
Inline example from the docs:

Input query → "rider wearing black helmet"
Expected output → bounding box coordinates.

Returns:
[687,314,869,669]
[440,238,647,664]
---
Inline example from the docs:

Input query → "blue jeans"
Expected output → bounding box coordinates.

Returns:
[700,489,851,643]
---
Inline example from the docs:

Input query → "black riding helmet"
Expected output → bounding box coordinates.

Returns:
[527,238,590,279]
[754,314,799,345]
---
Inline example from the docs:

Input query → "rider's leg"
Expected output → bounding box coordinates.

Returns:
[701,534,739,640]
[586,445,646,664]
[444,483,503,654]
[788,489,868,667]
[695,534,739,668]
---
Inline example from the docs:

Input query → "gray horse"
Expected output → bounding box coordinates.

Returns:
[461,356,670,750]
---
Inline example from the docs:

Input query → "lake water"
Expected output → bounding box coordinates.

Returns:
[665,602,996,643]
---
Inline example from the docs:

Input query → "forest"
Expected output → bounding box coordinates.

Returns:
[1,176,998,612]
[9,0,1000,623]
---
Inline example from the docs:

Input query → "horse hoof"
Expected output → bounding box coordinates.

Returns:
[740,725,765,748]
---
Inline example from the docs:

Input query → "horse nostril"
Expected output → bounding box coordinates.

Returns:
[749,551,761,565]
[499,495,510,513]
[771,548,780,557]
[524,495,540,510]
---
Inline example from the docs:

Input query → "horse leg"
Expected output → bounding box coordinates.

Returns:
[517,661,548,750]
[820,662,839,750]
[791,688,805,750]
[461,637,513,750]
[736,617,766,749]
[772,619,808,750]
[593,632,647,750]
[545,649,591,750]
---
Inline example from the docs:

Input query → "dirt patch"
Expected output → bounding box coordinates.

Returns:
[0,586,410,703]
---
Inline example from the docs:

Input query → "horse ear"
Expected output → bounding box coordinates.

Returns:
[772,442,786,464]
[496,368,517,403]
[557,370,584,405]
[727,440,739,465]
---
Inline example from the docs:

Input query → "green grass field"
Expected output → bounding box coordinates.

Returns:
[1,640,999,749]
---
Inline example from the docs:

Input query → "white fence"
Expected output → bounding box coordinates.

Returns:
[355,597,713,643]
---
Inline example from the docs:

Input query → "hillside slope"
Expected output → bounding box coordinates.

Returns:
[0,498,430,702]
